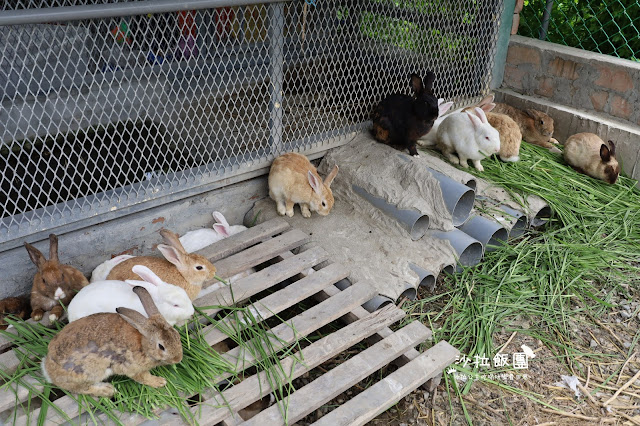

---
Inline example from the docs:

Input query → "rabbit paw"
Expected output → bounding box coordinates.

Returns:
[31,309,44,321]
[87,382,116,398]
[445,154,460,165]
[276,203,286,216]
[301,204,312,218]
[472,160,484,172]
[134,371,167,388]
[550,137,559,145]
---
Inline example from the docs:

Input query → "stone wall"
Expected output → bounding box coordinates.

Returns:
[502,35,640,127]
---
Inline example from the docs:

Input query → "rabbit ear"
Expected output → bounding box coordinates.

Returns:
[24,242,46,268]
[308,171,323,195]
[131,265,163,287]
[125,279,149,288]
[439,101,454,116]
[466,111,482,129]
[159,229,187,253]
[473,107,488,124]
[49,234,59,263]
[422,72,436,93]
[324,165,339,188]
[213,223,230,237]
[600,144,611,162]
[409,74,423,94]
[116,306,155,336]
[157,244,187,269]
[132,286,160,317]
[608,140,616,156]
[212,211,229,226]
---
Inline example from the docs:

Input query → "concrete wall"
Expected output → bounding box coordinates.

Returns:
[499,35,640,182]
[0,176,268,300]
[502,35,640,126]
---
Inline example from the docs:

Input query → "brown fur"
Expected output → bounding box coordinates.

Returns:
[107,229,215,300]
[43,287,182,397]
[0,296,31,329]
[564,133,620,184]
[268,152,339,218]
[486,113,522,162]
[24,234,89,321]
[492,103,556,148]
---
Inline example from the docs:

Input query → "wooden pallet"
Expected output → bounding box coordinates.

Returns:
[0,218,459,425]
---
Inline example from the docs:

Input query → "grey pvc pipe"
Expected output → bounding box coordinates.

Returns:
[409,263,436,292]
[352,184,430,241]
[530,205,552,228]
[362,295,394,313]
[426,168,475,226]
[441,264,455,275]
[428,229,483,272]
[500,205,528,239]
[334,278,351,291]
[0,0,283,26]
[458,215,508,253]
[399,283,417,301]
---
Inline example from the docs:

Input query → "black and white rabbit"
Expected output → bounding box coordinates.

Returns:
[371,72,439,157]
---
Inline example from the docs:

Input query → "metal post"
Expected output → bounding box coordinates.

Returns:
[268,2,285,155]
[539,0,555,40]
[490,0,516,89]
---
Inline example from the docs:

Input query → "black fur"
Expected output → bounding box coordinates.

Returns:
[371,72,439,156]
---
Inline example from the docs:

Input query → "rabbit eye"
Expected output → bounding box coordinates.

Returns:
[195,265,203,271]
[321,201,326,207]
[158,343,165,351]
[174,304,179,307]
[539,120,544,125]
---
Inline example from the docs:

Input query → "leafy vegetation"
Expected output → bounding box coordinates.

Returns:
[519,0,640,61]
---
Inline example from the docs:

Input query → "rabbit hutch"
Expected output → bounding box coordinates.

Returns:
[0,0,591,424]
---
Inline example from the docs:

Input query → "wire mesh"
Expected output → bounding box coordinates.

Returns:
[0,0,504,246]
[518,0,640,61]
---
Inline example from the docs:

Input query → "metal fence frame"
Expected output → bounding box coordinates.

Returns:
[1,0,504,250]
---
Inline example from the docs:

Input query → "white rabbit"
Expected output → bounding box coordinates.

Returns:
[179,211,247,253]
[68,265,194,326]
[90,254,135,283]
[436,107,501,171]
[416,98,455,148]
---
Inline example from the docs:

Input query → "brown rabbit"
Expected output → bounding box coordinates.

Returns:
[24,234,89,322]
[564,133,620,184]
[492,103,558,149]
[42,286,183,397]
[107,229,216,300]
[0,295,31,329]
[463,95,522,162]
[268,152,339,218]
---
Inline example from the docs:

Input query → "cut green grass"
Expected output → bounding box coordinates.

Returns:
[412,144,640,416]
[1,295,302,425]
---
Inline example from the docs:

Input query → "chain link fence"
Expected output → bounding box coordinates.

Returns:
[0,0,504,248]
[518,0,640,61]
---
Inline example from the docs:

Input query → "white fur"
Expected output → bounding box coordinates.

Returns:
[68,265,194,326]
[416,98,455,147]
[436,108,501,171]
[179,211,248,253]
[41,357,52,383]
[90,255,135,283]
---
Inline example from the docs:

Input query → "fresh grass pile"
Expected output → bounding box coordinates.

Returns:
[411,144,640,386]
[0,299,301,425]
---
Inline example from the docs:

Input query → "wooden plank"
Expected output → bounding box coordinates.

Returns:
[202,262,349,347]
[0,376,42,414]
[195,245,328,315]
[0,348,21,376]
[211,228,310,279]
[277,252,428,366]
[220,280,377,375]
[0,316,59,353]
[166,304,406,426]
[242,320,432,426]
[197,218,290,262]
[14,391,82,426]
[312,341,460,426]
